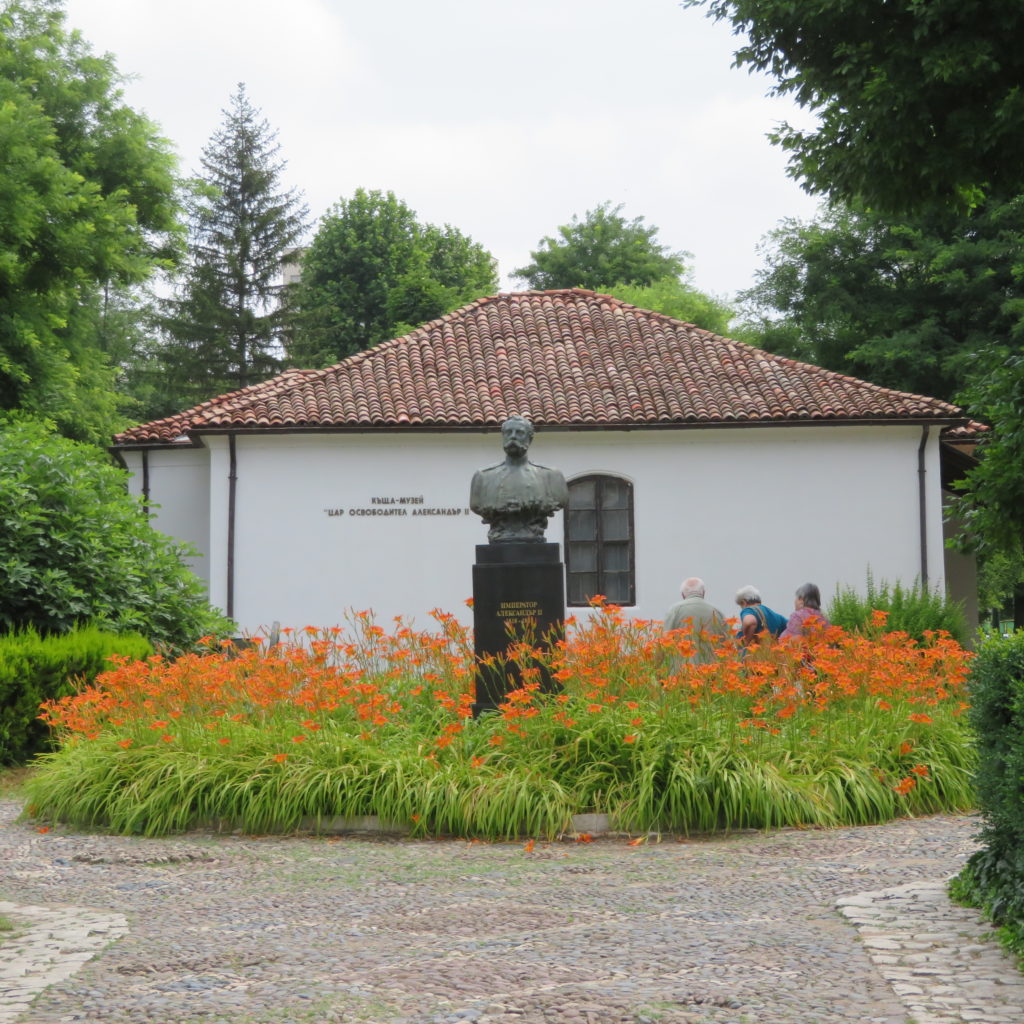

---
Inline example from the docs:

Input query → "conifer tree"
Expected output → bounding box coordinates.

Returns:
[157,85,307,414]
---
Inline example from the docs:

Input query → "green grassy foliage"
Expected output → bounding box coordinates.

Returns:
[0,626,151,764]
[951,630,1024,956]
[22,612,976,838]
[828,572,969,645]
[23,701,976,840]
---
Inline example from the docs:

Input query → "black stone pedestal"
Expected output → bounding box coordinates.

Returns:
[471,542,565,717]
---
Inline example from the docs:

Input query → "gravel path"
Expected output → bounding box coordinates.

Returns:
[1,801,1020,1024]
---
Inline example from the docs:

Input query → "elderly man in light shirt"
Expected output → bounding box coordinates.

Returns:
[662,577,728,667]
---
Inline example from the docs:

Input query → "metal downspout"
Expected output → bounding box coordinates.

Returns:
[227,434,237,619]
[141,450,150,516]
[917,426,929,586]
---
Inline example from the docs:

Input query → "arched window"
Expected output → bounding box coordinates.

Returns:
[564,474,635,606]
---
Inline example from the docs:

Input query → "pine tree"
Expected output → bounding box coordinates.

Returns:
[156,85,307,414]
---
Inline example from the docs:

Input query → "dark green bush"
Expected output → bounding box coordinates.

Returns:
[952,629,1024,956]
[0,625,152,764]
[828,572,969,644]
[0,416,233,648]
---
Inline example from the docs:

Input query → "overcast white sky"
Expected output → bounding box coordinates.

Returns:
[63,0,821,301]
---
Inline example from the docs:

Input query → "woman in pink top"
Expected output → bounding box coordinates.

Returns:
[780,582,830,639]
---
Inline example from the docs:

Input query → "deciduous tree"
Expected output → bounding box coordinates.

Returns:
[684,0,1024,584]
[0,0,180,441]
[953,358,1024,565]
[737,200,1024,403]
[685,0,1024,213]
[605,276,734,336]
[513,202,685,291]
[290,190,497,367]
[739,197,1024,579]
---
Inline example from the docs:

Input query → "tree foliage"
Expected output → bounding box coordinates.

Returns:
[952,357,1024,563]
[686,0,1024,213]
[738,199,1024,402]
[513,202,686,291]
[155,85,307,416]
[686,0,1024,584]
[290,190,497,367]
[739,197,1024,568]
[604,276,734,336]
[0,416,233,648]
[0,0,180,441]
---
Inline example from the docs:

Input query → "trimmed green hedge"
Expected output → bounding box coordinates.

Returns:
[0,626,152,764]
[952,630,1024,958]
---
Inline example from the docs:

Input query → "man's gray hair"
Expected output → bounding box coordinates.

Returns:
[735,584,761,605]
[680,577,706,598]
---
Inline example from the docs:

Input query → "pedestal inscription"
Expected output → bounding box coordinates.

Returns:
[472,543,565,716]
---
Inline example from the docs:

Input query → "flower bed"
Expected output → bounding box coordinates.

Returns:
[24,603,975,838]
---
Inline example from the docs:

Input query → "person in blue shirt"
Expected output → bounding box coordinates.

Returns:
[734,585,788,644]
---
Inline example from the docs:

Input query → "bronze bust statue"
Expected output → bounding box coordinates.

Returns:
[470,415,569,543]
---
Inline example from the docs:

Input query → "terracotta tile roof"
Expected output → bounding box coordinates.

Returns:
[942,421,989,440]
[114,289,975,446]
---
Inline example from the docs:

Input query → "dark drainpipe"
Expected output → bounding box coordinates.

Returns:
[141,450,150,516]
[917,426,929,586]
[227,434,237,619]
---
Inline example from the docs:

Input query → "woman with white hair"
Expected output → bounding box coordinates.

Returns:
[734,585,788,644]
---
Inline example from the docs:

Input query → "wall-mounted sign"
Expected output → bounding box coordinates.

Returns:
[323,495,473,519]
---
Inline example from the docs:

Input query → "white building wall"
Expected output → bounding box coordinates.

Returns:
[143,423,946,635]
[120,447,213,586]
[205,436,233,613]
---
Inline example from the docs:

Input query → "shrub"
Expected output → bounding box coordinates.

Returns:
[0,625,152,764]
[25,607,975,837]
[828,572,969,645]
[951,630,1024,957]
[0,416,234,648]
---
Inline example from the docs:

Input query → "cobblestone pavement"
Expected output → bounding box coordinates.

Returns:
[1,801,1021,1024]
